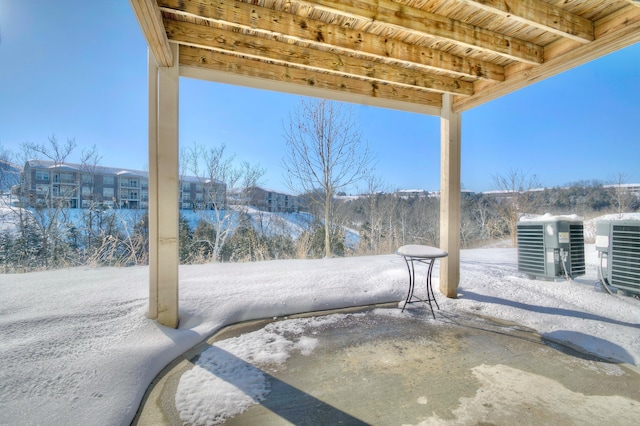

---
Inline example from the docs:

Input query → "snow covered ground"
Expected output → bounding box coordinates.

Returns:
[1,245,639,425]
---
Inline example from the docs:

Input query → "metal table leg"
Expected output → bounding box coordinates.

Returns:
[401,255,440,318]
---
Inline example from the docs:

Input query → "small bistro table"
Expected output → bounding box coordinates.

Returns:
[396,245,448,318]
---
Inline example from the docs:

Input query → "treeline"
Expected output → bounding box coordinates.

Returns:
[334,179,639,254]
[0,203,332,273]
[1,180,637,273]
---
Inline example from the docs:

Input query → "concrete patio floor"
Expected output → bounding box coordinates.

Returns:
[134,304,640,425]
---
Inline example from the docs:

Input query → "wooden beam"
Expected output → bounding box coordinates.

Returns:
[179,45,444,111]
[180,65,442,116]
[439,93,461,298]
[165,19,473,96]
[453,5,640,112]
[302,0,543,64]
[130,0,174,67]
[158,0,504,81]
[154,42,180,328]
[457,0,594,43]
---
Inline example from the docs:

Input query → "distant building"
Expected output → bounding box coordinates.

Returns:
[20,160,226,210]
[1,160,22,194]
[604,183,640,198]
[394,189,431,199]
[179,175,226,211]
[244,186,300,213]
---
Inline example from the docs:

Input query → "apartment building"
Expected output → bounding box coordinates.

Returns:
[179,175,226,211]
[21,160,225,210]
[244,186,300,213]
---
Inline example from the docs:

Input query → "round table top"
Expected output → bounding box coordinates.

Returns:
[396,245,448,259]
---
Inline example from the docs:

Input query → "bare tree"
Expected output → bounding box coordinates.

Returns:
[15,136,79,267]
[21,135,77,166]
[77,145,103,255]
[491,168,542,246]
[0,145,18,196]
[282,99,373,257]
[183,142,265,261]
[353,175,401,255]
[609,172,636,217]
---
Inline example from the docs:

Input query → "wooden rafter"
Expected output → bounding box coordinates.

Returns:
[298,0,543,63]
[455,3,640,112]
[165,19,474,95]
[179,45,444,108]
[130,0,174,66]
[454,0,594,43]
[132,0,640,115]
[159,0,505,81]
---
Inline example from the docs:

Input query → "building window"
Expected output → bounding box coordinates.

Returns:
[103,187,114,198]
[57,172,74,183]
[82,174,93,184]
[35,170,50,181]
[81,199,91,208]
[182,182,191,191]
[35,184,49,194]
[60,185,76,197]
[103,175,115,185]
[182,202,192,210]
[121,178,138,187]
[82,186,91,196]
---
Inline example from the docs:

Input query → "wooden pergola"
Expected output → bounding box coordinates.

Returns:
[130,0,640,328]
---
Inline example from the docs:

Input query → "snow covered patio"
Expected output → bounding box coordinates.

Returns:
[1,246,639,425]
[136,305,640,425]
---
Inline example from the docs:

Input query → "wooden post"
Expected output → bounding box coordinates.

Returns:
[148,48,159,320]
[439,94,461,298]
[149,43,180,328]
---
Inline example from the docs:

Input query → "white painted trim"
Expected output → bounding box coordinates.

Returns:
[439,94,461,298]
[148,48,159,320]
[154,42,180,328]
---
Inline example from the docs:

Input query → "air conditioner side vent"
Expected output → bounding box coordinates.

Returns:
[569,223,585,277]
[517,224,545,276]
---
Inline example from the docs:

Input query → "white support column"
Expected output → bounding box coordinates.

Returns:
[148,48,159,320]
[149,43,180,328]
[439,94,461,298]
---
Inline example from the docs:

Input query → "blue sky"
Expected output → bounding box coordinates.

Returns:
[1,1,638,194]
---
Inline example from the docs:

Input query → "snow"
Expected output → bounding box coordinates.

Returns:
[519,213,584,222]
[1,246,639,425]
[0,205,31,235]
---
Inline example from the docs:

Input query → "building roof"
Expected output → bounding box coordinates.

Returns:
[131,0,640,116]
[247,186,298,197]
[26,159,146,177]
[25,159,223,184]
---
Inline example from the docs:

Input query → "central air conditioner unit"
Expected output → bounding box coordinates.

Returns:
[516,216,585,280]
[595,219,640,296]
